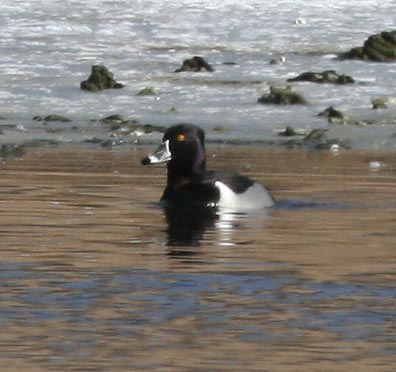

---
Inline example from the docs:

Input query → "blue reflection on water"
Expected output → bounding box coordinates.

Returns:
[0,261,394,347]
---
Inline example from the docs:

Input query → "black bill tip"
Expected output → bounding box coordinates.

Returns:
[141,157,151,165]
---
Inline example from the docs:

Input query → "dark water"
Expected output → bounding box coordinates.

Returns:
[0,146,395,371]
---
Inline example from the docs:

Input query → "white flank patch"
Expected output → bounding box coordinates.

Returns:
[215,181,274,211]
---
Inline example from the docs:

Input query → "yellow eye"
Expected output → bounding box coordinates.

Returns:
[177,134,186,141]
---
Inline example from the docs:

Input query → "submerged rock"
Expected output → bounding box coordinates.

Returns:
[174,56,214,72]
[339,31,396,62]
[278,126,307,137]
[269,56,286,65]
[258,86,308,105]
[33,114,71,122]
[0,144,26,158]
[212,125,230,133]
[372,97,389,109]
[287,70,355,84]
[285,129,347,150]
[100,115,166,134]
[80,65,125,92]
[100,114,126,124]
[317,106,346,124]
[137,86,156,96]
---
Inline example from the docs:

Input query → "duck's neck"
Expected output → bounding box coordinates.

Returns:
[167,161,206,185]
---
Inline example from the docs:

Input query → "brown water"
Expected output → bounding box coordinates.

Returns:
[0,146,395,371]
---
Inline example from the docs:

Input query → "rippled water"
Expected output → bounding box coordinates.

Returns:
[0,146,395,371]
[1,0,396,148]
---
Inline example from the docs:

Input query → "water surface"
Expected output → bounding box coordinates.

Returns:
[0,146,395,371]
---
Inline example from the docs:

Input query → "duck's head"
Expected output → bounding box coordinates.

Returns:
[141,124,206,179]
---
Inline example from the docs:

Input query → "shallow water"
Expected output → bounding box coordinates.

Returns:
[0,146,395,371]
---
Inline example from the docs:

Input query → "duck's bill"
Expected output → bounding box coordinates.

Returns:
[141,140,172,165]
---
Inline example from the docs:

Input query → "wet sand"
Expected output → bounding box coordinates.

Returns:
[0,145,395,371]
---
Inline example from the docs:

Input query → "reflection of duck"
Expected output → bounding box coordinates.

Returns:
[164,205,217,248]
[163,203,272,250]
[141,124,274,211]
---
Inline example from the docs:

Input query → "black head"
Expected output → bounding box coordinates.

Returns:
[141,124,206,180]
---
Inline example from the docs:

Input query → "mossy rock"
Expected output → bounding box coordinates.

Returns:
[287,70,354,84]
[175,56,214,72]
[80,65,125,92]
[258,86,308,105]
[339,31,396,62]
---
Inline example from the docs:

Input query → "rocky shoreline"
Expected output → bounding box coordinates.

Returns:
[1,31,396,157]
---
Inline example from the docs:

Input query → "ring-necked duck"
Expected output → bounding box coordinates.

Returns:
[141,124,274,211]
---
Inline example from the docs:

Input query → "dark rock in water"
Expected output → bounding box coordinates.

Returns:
[287,70,355,84]
[278,126,306,137]
[174,56,214,72]
[80,65,125,92]
[33,114,71,122]
[338,31,396,62]
[317,106,346,123]
[269,56,286,65]
[258,86,308,105]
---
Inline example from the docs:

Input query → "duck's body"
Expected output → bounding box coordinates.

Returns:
[141,124,274,211]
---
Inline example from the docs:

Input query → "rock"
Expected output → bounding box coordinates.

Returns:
[338,31,396,62]
[137,86,156,96]
[212,125,230,133]
[303,129,328,142]
[33,114,71,122]
[278,126,306,137]
[317,106,346,123]
[80,65,125,92]
[285,129,347,150]
[287,70,354,84]
[372,97,389,109]
[174,56,214,72]
[294,18,306,25]
[269,56,286,65]
[102,116,166,134]
[100,114,126,124]
[258,86,308,105]
[0,144,26,158]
